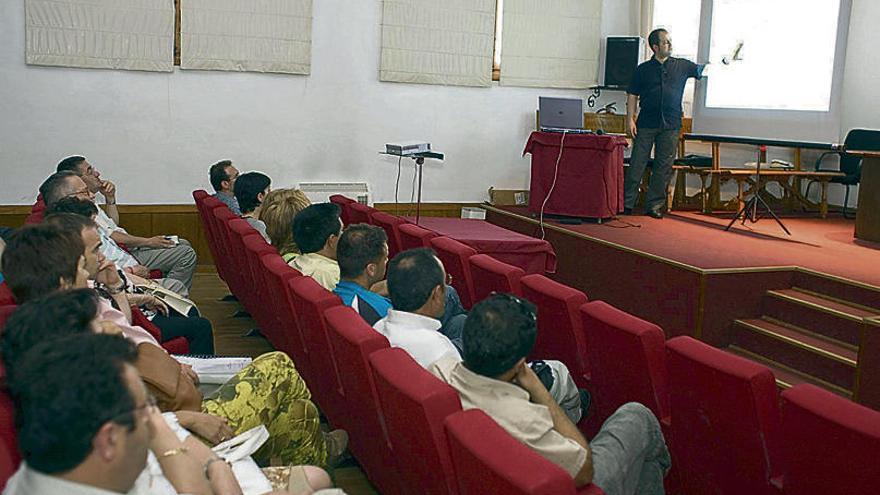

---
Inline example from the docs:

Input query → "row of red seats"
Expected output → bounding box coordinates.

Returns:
[195,192,880,495]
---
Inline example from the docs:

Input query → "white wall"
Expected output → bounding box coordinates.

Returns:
[0,0,634,205]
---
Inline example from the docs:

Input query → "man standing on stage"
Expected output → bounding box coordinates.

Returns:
[624,28,704,219]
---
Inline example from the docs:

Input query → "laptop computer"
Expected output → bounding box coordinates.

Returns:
[538,97,591,133]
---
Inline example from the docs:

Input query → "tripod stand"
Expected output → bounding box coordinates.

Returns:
[725,146,791,235]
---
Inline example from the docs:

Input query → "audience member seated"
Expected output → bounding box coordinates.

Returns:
[290,203,343,291]
[3,332,342,495]
[430,294,671,494]
[334,224,392,325]
[209,159,242,215]
[375,249,584,422]
[233,171,272,243]
[0,225,348,469]
[40,168,197,293]
[261,188,312,262]
[56,156,198,290]
[49,196,189,296]
[45,211,215,355]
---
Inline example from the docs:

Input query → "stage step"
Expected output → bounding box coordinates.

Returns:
[763,288,875,346]
[792,271,880,311]
[725,345,853,399]
[731,317,857,390]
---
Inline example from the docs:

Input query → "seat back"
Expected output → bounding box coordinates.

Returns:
[0,305,16,331]
[666,336,782,495]
[429,236,477,309]
[323,306,401,495]
[369,347,462,495]
[212,207,242,292]
[781,384,880,495]
[289,276,345,427]
[329,194,356,226]
[580,301,669,424]
[841,128,880,177]
[445,409,598,495]
[348,202,375,226]
[227,219,260,309]
[193,191,225,278]
[398,223,438,252]
[259,254,303,354]
[0,389,19,486]
[0,430,16,491]
[242,235,278,331]
[468,253,525,303]
[0,284,14,306]
[519,274,590,387]
[24,197,45,225]
[370,211,404,259]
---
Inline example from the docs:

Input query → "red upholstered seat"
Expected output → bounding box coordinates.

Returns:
[131,307,189,355]
[0,389,19,487]
[369,211,405,259]
[0,305,16,330]
[347,202,376,226]
[0,284,13,307]
[444,409,604,495]
[24,197,45,224]
[666,336,782,495]
[241,235,278,333]
[212,207,241,294]
[323,306,401,495]
[227,219,261,311]
[468,253,525,303]
[519,274,590,387]
[781,384,880,495]
[369,347,462,495]
[429,236,477,309]
[398,222,439,252]
[193,191,226,280]
[329,194,356,226]
[288,276,345,428]
[579,301,669,425]
[259,254,303,354]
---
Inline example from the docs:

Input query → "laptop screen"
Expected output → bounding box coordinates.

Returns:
[538,97,584,130]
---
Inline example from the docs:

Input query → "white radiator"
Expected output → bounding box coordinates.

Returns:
[297,182,371,205]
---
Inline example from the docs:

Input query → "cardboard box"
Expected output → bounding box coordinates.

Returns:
[488,187,530,206]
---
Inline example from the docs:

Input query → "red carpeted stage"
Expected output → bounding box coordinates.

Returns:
[484,204,880,407]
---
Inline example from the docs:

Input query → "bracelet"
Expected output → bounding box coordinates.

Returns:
[204,457,230,479]
[159,446,188,459]
[105,281,126,295]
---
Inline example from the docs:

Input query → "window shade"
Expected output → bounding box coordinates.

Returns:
[181,0,313,74]
[500,0,602,89]
[380,0,495,87]
[25,0,174,72]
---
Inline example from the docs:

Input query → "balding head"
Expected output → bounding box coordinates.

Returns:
[39,172,93,209]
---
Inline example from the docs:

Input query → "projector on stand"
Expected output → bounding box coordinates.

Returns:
[385,142,431,156]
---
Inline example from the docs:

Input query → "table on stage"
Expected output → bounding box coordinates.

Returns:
[406,217,557,274]
[523,131,628,219]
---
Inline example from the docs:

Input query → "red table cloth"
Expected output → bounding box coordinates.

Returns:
[406,217,556,274]
[524,131,628,218]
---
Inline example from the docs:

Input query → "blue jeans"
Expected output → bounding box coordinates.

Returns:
[624,128,680,212]
[591,403,671,495]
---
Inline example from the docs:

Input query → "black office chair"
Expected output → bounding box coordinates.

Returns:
[806,128,880,218]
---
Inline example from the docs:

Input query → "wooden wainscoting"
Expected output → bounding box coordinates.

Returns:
[1,202,482,270]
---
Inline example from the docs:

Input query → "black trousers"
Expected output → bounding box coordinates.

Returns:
[152,307,215,355]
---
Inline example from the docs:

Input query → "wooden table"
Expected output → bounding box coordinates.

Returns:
[680,134,844,215]
[851,151,880,242]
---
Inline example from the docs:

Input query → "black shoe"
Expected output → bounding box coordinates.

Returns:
[647,208,664,219]
[621,207,633,215]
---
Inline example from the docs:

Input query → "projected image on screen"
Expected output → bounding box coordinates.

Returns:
[705,0,840,111]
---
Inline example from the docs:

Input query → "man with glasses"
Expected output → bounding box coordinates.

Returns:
[38,170,196,294]
[430,295,671,494]
[375,249,585,423]
[624,28,704,219]
[208,159,242,215]
[3,334,172,494]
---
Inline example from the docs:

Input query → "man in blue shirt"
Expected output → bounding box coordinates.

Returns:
[625,28,704,219]
[333,224,392,325]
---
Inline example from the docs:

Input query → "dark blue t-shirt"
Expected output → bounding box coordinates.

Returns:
[627,57,703,129]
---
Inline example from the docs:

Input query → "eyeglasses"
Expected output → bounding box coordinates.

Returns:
[490,292,537,321]
[64,187,91,199]
[108,394,157,428]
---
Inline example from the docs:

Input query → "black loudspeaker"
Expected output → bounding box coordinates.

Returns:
[603,36,643,89]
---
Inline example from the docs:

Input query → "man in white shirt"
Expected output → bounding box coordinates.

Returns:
[53,157,198,291]
[290,203,344,291]
[374,248,586,423]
